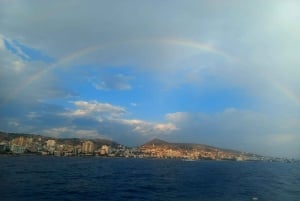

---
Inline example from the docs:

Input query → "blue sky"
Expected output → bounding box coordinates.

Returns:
[0,1,300,158]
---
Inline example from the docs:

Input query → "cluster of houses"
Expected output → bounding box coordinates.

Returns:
[0,136,120,157]
[139,143,245,160]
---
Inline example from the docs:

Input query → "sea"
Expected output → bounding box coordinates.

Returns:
[0,156,299,201]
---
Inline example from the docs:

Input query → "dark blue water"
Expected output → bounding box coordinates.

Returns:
[0,156,299,201]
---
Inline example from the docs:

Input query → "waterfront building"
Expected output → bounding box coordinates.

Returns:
[100,145,110,155]
[46,140,56,148]
[10,144,26,154]
[81,141,94,154]
[10,137,33,148]
[11,137,26,146]
[46,139,56,154]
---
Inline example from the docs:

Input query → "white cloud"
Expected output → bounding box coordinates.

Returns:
[118,119,178,136]
[61,101,178,137]
[154,123,178,133]
[166,112,189,123]
[42,127,106,139]
[68,100,125,119]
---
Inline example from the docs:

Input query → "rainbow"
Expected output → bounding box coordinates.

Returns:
[4,37,236,103]
[9,37,300,108]
[156,37,235,61]
[5,35,300,109]
[266,76,300,107]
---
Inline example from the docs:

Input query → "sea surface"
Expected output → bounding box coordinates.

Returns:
[0,156,299,201]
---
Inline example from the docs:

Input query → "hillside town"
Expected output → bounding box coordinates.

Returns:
[0,132,297,162]
[0,132,131,157]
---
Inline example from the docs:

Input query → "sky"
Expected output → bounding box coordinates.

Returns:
[0,1,300,158]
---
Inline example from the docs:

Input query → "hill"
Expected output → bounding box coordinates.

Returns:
[140,138,261,160]
[142,138,169,146]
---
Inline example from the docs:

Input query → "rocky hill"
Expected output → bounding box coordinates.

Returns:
[140,138,261,160]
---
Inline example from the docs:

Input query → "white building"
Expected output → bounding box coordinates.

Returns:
[46,139,56,153]
[46,140,56,147]
[98,145,111,155]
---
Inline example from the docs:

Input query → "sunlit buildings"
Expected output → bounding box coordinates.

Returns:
[11,136,33,147]
[46,139,56,154]
[81,141,94,154]
[100,145,110,155]
[9,137,31,154]
[10,144,26,154]
[46,140,56,148]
